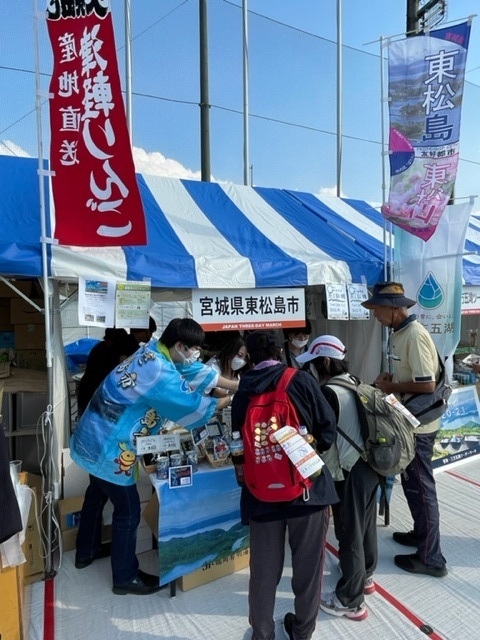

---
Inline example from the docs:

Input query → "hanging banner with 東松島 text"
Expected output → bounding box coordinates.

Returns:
[192,287,305,331]
[46,0,146,247]
[382,20,471,242]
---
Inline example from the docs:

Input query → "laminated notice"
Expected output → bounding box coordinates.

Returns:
[384,394,421,428]
[273,426,324,480]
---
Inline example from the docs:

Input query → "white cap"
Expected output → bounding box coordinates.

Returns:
[296,335,346,364]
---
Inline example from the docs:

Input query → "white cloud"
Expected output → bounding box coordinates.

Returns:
[316,185,340,198]
[0,140,31,157]
[133,146,202,180]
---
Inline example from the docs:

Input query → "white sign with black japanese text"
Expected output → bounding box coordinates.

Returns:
[192,287,306,331]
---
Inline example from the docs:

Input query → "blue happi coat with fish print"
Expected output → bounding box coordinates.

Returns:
[70,340,220,485]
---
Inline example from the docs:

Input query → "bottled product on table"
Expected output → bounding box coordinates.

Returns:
[156,454,169,480]
[229,431,245,465]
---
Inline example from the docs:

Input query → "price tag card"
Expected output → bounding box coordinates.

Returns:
[136,433,181,455]
[347,283,370,320]
[191,424,209,446]
[325,283,349,320]
[169,465,193,489]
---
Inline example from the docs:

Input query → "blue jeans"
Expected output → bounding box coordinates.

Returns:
[75,474,141,585]
[400,431,445,568]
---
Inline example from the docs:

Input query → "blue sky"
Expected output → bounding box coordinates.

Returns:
[0,0,479,205]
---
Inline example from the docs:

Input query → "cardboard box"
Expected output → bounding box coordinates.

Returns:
[177,548,250,591]
[15,324,45,350]
[59,500,112,552]
[0,300,11,324]
[59,496,84,530]
[19,472,45,578]
[0,564,22,640]
[15,349,47,371]
[10,298,45,325]
[0,330,14,349]
[0,280,32,298]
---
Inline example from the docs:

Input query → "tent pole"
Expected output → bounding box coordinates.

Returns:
[125,0,133,140]
[199,0,211,181]
[336,0,343,197]
[242,0,250,186]
[33,0,56,579]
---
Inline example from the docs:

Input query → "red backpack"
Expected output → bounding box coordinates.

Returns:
[242,368,312,502]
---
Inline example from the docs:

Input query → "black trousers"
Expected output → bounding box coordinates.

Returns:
[332,457,379,608]
[401,430,445,568]
[248,507,329,640]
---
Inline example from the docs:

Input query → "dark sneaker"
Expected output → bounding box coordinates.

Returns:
[283,612,296,640]
[394,553,447,577]
[112,574,162,596]
[75,542,112,569]
[393,530,418,547]
[320,591,368,621]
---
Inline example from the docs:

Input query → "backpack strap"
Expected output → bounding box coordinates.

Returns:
[401,349,447,405]
[326,377,369,456]
[275,367,297,394]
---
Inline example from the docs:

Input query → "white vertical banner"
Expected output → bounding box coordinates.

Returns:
[396,201,473,372]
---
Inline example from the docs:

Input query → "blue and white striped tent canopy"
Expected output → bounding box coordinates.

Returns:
[0,155,478,287]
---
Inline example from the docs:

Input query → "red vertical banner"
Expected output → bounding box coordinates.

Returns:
[46,0,146,247]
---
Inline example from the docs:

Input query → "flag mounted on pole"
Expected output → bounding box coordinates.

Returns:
[46,0,147,247]
[382,20,471,242]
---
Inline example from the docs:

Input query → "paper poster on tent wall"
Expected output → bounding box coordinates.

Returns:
[192,287,305,331]
[78,276,116,327]
[46,1,146,247]
[115,281,151,329]
[382,20,471,241]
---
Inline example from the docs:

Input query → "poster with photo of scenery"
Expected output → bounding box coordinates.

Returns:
[157,467,249,586]
[433,386,480,469]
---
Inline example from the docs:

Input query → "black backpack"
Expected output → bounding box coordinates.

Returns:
[402,352,452,424]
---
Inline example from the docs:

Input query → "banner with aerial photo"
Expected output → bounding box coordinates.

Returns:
[157,467,249,586]
[383,21,471,241]
[433,385,480,469]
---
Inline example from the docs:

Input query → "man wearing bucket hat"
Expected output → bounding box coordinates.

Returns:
[362,282,447,578]
[298,336,379,621]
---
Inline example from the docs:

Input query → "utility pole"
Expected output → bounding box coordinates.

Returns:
[199,0,211,181]
[406,0,419,35]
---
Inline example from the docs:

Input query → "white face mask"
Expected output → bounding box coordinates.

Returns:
[292,338,309,349]
[176,344,201,366]
[231,356,246,371]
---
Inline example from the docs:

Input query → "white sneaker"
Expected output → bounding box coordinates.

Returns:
[364,576,375,595]
[337,562,376,595]
[320,590,368,621]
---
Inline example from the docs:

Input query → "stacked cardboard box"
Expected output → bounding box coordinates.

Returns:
[0,563,23,640]
[58,496,112,552]
[19,472,45,580]
[12,298,46,371]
